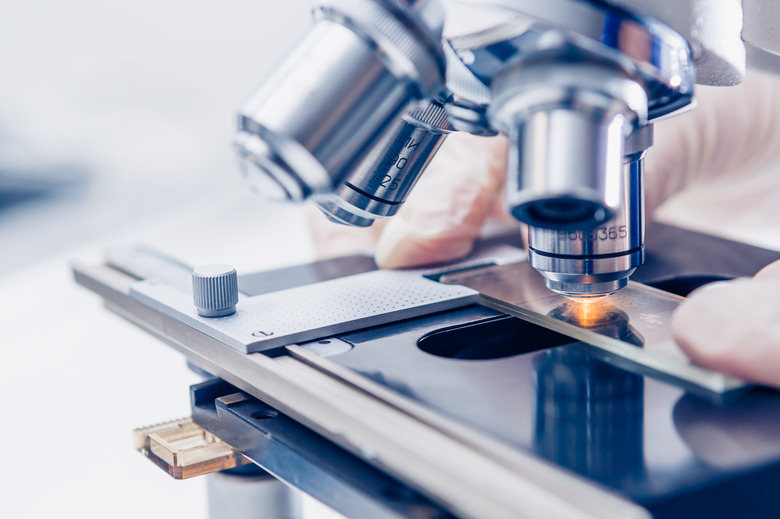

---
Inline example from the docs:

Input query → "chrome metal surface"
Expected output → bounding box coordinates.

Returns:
[73,223,780,517]
[313,99,453,227]
[527,149,646,296]
[309,295,780,512]
[457,6,690,297]
[453,0,734,88]
[454,11,694,120]
[236,0,445,201]
[493,61,647,229]
[71,260,651,519]
[194,383,445,519]
[441,40,496,136]
[133,267,478,354]
[441,261,746,393]
[528,159,642,256]
[529,251,644,297]
[192,264,240,317]
[207,471,302,519]
[232,0,710,299]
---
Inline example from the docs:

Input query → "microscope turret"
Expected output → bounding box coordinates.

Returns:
[234,0,773,298]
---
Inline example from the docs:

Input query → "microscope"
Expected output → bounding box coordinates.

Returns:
[74,1,780,518]
[233,0,775,298]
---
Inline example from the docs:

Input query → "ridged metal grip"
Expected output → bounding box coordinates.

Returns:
[313,98,452,227]
[235,0,445,204]
[192,265,239,317]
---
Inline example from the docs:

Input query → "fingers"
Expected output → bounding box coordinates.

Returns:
[645,69,780,217]
[375,133,509,268]
[671,266,780,388]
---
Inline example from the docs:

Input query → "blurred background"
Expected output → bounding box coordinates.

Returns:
[0,1,337,517]
[2,0,780,517]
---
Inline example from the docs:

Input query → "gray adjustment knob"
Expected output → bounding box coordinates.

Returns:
[192,264,239,317]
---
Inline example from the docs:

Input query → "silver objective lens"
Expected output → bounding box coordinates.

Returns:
[452,8,693,298]
[235,0,445,201]
[527,125,653,297]
[313,99,453,227]
[490,60,648,230]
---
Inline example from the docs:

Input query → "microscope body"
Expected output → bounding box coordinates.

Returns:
[72,2,780,518]
[234,0,779,297]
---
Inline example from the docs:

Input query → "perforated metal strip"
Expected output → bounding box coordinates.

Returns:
[131,269,478,354]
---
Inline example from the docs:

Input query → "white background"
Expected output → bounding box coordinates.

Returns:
[2,1,780,518]
[0,1,338,517]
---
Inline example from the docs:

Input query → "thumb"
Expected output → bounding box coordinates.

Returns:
[375,132,509,268]
[671,259,780,388]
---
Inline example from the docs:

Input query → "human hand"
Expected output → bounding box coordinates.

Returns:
[309,130,512,268]
[672,259,780,388]
[312,70,780,266]
[308,69,780,386]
